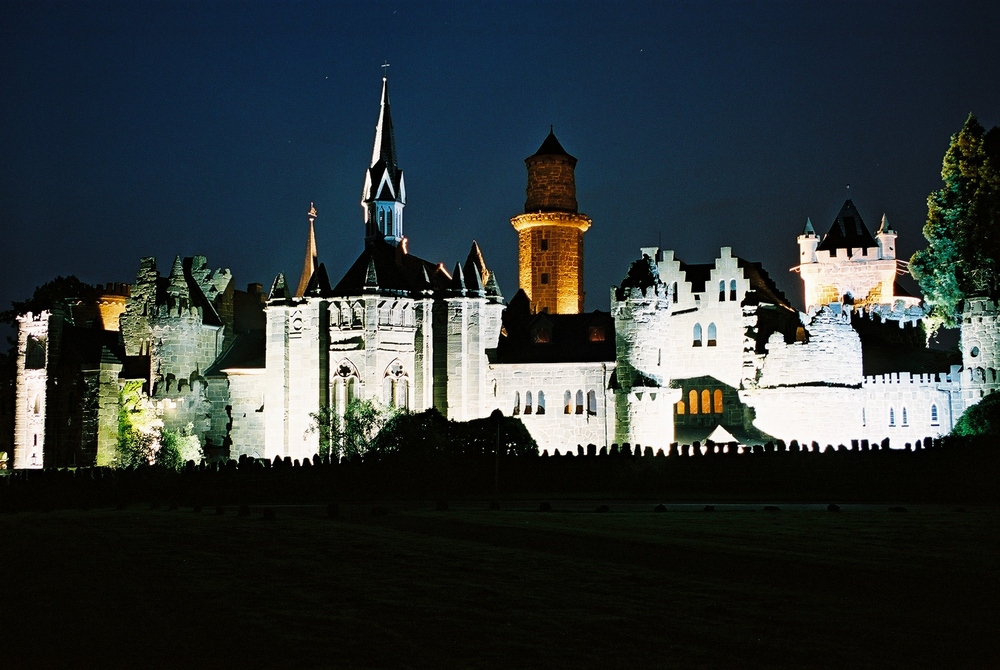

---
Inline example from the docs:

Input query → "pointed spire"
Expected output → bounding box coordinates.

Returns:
[464,240,488,288]
[363,74,405,245]
[370,75,398,172]
[484,271,503,301]
[466,259,484,296]
[877,213,895,234]
[167,255,187,295]
[268,273,290,301]
[450,262,467,295]
[802,217,816,236]
[295,203,319,298]
[363,258,379,289]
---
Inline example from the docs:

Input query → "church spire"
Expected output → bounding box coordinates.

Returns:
[362,72,406,246]
[295,203,319,298]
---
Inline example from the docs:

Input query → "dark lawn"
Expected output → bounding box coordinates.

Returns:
[1,503,997,668]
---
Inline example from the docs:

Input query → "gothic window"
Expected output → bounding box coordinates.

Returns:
[930,404,939,426]
[889,407,896,427]
[537,391,546,414]
[730,279,737,301]
[513,391,521,416]
[397,378,409,410]
[902,407,908,427]
[525,391,533,415]
[693,323,703,347]
[353,304,363,327]
[541,273,549,285]
[689,389,699,415]
[383,377,395,406]
[575,390,584,414]
[332,378,343,414]
[386,210,392,228]
[587,390,597,416]
[713,389,723,414]
[701,390,711,415]
[676,399,686,415]
[564,390,572,414]
[719,280,726,301]
[707,323,717,347]
[346,377,357,404]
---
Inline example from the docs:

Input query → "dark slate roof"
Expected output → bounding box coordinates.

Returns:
[330,239,450,297]
[527,129,577,165]
[816,199,879,253]
[677,261,713,294]
[205,330,266,376]
[736,258,795,309]
[494,290,615,364]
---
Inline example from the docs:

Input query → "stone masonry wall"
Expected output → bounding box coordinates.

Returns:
[524,155,577,213]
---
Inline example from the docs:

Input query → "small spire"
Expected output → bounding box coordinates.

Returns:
[167,255,187,295]
[878,213,894,234]
[802,217,816,236]
[363,258,379,289]
[466,259,485,296]
[268,273,289,301]
[450,262,467,294]
[484,270,503,300]
[295,203,319,298]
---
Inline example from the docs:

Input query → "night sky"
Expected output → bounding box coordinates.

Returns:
[3,1,999,339]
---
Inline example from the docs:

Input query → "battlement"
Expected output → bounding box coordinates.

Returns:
[864,371,957,387]
[963,297,999,318]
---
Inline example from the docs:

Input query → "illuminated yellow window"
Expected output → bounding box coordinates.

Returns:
[713,389,723,414]
[701,390,711,414]
[676,400,686,415]
[689,389,699,415]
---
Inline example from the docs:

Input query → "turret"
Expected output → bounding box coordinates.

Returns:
[876,213,896,261]
[797,218,819,265]
[510,129,592,314]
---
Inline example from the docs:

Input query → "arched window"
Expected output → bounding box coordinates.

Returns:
[32,396,40,414]
[513,391,521,415]
[730,279,737,301]
[707,323,717,347]
[902,407,908,426]
[713,389,723,414]
[930,404,939,426]
[587,390,597,415]
[689,389,699,415]
[346,377,357,404]
[564,390,572,414]
[575,390,584,414]
[383,377,395,406]
[331,378,343,414]
[693,323,703,347]
[537,391,546,414]
[719,280,726,301]
[701,390,711,415]
[889,407,895,427]
[525,391,533,415]
[676,400,686,415]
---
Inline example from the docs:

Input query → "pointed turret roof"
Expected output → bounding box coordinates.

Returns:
[268,273,290,301]
[304,263,331,297]
[371,76,398,173]
[877,213,895,235]
[295,204,319,298]
[816,199,878,253]
[464,240,488,288]
[450,262,467,295]
[529,127,576,164]
[802,217,816,236]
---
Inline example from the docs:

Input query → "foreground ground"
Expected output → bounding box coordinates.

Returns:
[1,501,997,668]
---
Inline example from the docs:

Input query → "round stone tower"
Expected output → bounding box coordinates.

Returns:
[510,129,591,314]
[960,298,1000,410]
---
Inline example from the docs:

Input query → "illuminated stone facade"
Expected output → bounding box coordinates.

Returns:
[511,131,591,314]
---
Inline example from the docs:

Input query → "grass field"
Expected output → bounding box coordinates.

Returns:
[1,502,997,668]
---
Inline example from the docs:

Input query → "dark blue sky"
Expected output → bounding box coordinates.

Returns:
[2,1,999,333]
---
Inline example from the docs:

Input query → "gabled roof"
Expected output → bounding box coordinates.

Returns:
[205,330,266,376]
[816,199,878,253]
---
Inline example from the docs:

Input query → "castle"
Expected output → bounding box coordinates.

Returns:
[12,77,998,469]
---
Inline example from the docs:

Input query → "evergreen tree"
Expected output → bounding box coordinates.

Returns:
[911,114,1000,333]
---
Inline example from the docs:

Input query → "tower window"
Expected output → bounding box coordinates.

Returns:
[541,273,549,285]
[719,280,726,302]
[540,238,548,251]
[525,391,533,415]
[676,400,686,415]
[513,391,520,416]
[671,282,678,302]
[902,407,908,427]
[730,279,737,301]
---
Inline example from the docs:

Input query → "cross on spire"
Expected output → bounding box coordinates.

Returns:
[381,60,390,78]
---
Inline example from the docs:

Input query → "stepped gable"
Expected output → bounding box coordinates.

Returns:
[816,199,878,253]
[331,238,448,297]
[495,289,615,364]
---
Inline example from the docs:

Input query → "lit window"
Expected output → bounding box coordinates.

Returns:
[588,326,605,342]
[533,328,550,344]
[693,323,703,347]
[564,390,572,414]
[676,400,686,415]
[713,389,723,414]
[701,390,711,415]
[689,390,699,415]
[707,323,717,347]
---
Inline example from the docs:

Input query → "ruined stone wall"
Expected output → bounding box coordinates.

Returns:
[959,298,1000,414]
[489,361,615,454]
[14,312,50,469]
[755,306,862,388]
[225,373,266,459]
